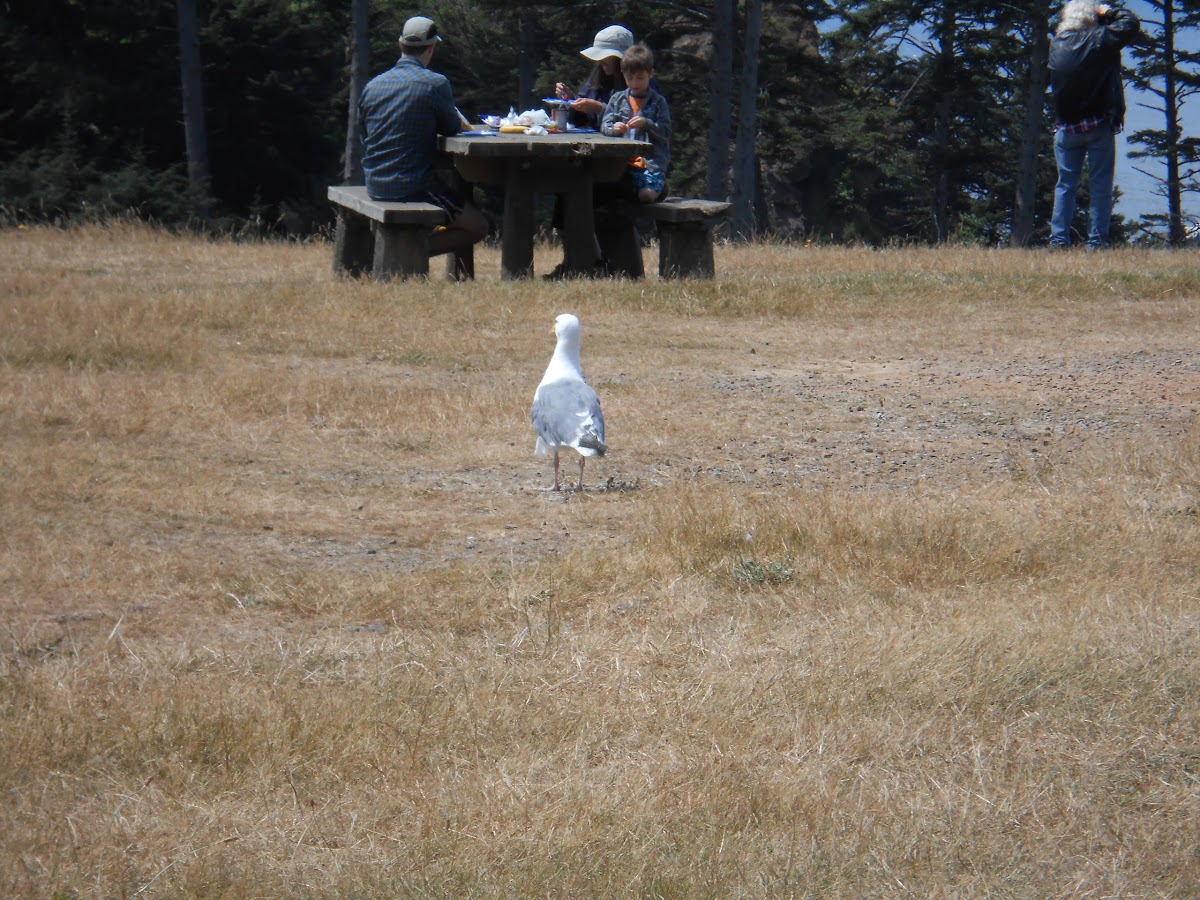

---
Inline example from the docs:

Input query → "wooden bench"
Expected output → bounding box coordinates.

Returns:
[328,185,472,280]
[597,198,732,280]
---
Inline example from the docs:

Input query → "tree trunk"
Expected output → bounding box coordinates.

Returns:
[1162,0,1184,245]
[343,0,369,184]
[176,0,210,200]
[518,15,539,111]
[929,10,956,243]
[1012,8,1050,247]
[731,0,763,240]
[706,0,734,202]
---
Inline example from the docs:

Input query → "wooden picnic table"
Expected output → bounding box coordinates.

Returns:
[439,131,650,280]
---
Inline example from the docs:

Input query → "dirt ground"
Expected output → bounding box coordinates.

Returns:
[172,321,1200,592]
[692,344,1200,489]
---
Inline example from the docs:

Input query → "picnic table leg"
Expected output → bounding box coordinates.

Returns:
[561,178,596,277]
[596,205,644,279]
[501,165,534,280]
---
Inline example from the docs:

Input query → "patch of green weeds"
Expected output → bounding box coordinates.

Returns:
[732,558,795,587]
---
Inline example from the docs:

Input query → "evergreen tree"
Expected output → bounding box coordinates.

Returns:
[692,0,833,237]
[823,0,1032,243]
[707,0,735,203]
[731,0,764,238]
[343,0,369,184]
[1128,0,1200,245]
[1,0,197,222]
[178,0,212,215]
[1009,0,1053,247]
[200,0,348,232]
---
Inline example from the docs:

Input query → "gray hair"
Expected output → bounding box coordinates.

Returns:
[1058,0,1099,34]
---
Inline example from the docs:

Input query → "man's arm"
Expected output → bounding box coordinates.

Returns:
[434,79,462,136]
[357,85,371,147]
[1099,6,1141,48]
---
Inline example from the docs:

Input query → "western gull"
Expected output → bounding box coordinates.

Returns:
[530,313,607,492]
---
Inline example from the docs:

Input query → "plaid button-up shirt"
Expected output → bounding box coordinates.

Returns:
[1055,116,1116,135]
[359,58,461,200]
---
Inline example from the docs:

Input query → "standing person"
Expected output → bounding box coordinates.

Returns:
[555,26,634,130]
[1048,2,1140,250]
[602,44,671,204]
[358,15,487,258]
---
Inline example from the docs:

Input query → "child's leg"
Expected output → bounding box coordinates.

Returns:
[632,169,665,204]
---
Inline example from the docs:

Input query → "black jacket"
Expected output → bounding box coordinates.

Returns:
[1049,6,1140,128]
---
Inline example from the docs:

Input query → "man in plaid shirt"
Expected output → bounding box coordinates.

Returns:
[1048,2,1140,250]
[358,16,487,257]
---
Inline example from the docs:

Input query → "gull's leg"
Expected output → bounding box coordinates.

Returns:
[575,456,586,492]
[537,449,564,492]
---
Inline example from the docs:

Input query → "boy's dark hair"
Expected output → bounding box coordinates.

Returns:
[620,43,654,76]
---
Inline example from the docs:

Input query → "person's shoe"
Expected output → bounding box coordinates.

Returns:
[542,259,608,280]
[542,261,570,281]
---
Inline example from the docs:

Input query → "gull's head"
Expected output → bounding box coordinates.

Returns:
[554,313,581,343]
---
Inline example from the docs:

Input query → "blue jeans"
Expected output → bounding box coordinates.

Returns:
[1050,123,1116,248]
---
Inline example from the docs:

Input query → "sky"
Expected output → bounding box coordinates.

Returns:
[1115,0,1199,224]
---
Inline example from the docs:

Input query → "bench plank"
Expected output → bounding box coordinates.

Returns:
[639,198,732,224]
[327,186,445,226]
[329,185,458,281]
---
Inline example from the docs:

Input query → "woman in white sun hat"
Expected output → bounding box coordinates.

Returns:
[555,25,635,130]
[545,24,655,278]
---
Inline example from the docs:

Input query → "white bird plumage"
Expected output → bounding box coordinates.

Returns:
[530,313,607,492]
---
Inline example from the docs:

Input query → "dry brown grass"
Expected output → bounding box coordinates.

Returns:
[2,223,1199,897]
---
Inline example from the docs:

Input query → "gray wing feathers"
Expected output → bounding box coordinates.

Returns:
[531,380,606,456]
